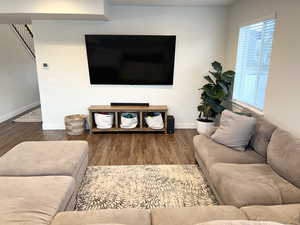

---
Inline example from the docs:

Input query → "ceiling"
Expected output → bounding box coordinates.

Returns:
[109,0,236,6]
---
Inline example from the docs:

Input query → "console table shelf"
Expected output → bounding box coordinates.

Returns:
[88,105,168,134]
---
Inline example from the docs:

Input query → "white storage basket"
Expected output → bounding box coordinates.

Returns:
[94,113,114,129]
[120,113,138,129]
[145,113,164,129]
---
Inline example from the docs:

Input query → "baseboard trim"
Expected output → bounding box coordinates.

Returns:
[176,122,197,129]
[0,101,40,123]
[42,123,65,130]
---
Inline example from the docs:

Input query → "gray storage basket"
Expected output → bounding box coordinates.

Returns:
[64,114,87,135]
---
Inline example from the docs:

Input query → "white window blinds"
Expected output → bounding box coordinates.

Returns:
[233,19,276,110]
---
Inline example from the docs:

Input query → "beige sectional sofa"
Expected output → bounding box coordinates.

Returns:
[1,118,300,225]
[194,113,300,208]
[151,204,300,225]
[50,204,300,225]
[0,141,89,225]
[194,108,300,208]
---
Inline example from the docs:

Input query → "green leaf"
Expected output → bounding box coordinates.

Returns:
[209,71,221,80]
[204,75,215,85]
[206,98,226,114]
[222,70,235,83]
[223,70,235,77]
[201,83,214,89]
[198,105,205,112]
[218,82,229,97]
[212,61,222,73]
[203,85,224,99]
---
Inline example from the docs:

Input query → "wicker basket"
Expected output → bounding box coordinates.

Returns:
[64,114,87,136]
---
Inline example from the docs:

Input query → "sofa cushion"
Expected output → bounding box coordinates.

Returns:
[240,108,276,158]
[0,176,75,225]
[0,141,88,177]
[241,204,300,225]
[209,163,300,207]
[267,128,300,188]
[151,206,247,225]
[211,110,256,151]
[51,209,151,225]
[249,116,277,158]
[195,221,285,225]
[194,135,265,170]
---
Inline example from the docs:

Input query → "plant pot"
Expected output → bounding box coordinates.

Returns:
[196,119,215,135]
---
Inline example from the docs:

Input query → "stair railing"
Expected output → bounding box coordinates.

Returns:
[11,24,35,59]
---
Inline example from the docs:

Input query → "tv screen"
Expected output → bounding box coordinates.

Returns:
[85,35,176,85]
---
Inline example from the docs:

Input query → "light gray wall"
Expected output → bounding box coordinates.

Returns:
[0,0,107,24]
[33,5,228,129]
[226,0,300,137]
[0,24,40,122]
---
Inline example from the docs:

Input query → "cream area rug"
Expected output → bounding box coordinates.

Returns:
[14,107,42,122]
[75,165,218,211]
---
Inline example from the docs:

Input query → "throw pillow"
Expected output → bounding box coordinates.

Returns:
[211,110,256,151]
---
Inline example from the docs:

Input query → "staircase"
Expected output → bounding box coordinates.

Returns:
[11,24,35,59]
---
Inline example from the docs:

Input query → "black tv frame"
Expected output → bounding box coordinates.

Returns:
[85,34,176,85]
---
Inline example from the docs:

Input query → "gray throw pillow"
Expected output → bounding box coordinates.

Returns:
[211,110,256,151]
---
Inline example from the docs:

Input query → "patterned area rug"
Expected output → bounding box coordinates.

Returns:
[75,165,218,210]
[14,107,42,122]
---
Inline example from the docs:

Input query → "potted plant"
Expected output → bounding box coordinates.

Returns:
[197,61,235,134]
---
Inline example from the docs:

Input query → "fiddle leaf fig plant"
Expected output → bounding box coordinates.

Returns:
[198,61,235,122]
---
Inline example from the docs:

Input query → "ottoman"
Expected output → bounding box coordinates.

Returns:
[0,141,89,209]
[0,176,75,225]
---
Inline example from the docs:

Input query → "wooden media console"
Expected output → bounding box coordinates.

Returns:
[88,105,168,134]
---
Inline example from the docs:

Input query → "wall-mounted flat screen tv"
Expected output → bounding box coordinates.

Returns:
[85,35,176,85]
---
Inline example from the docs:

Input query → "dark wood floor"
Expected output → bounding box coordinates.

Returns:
[0,119,197,166]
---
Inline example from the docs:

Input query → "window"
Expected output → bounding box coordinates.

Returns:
[233,18,276,110]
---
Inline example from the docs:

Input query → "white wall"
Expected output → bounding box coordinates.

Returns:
[226,0,300,137]
[0,0,107,24]
[0,25,40,122]
[32,5,228,129]
[0,0,105,14]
